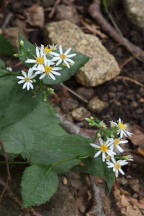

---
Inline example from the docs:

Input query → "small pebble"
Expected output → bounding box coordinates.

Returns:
[61,98,79,112]
[63,177,68,185]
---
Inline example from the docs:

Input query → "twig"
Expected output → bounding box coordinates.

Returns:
[0,139,11,201]
[80,18,107,39]
[120,56,136,69]
[0,178,43,216]
[1,12,13,32]
[89,0,144,61]
[114,75,144,88]
[60,83,88,103]
[48,0,61,19]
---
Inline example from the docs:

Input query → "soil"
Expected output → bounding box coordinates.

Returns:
[0,0,144,216]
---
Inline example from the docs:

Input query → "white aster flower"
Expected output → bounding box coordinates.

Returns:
[112,118,132,138]
[90,138,116,162]
[49,44,58,51]
[35,57,61,80]
[109,138,128,153]
[99,121,107,128]
[6,66,12,71]
[43,45,53,55]
[110,120,116,128]
[107,157,128,177]
[17,68,36,90]
[25,45,45,71]
[51,45,76,68]
[125,155,134,161]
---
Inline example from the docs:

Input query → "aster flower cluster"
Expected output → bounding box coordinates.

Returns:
[86,117,133,178]
[17,42,76,90]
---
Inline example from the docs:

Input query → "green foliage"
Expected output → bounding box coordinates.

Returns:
[79,157,115,191]
[0,58,5,68]
[0,34,15,56]
[21,165,59,207]
[0,34,118,207]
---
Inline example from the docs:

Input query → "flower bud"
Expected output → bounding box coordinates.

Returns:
[20,40,24,47]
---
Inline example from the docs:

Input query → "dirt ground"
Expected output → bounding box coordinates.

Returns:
[0,0,144,215]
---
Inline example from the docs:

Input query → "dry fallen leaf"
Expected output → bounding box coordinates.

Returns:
[113,185,143,216]
[129,124,144,149]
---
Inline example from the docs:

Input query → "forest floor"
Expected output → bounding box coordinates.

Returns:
[0,0,144,215]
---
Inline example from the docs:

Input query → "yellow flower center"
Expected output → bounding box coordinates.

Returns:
[36,57,44,64]
[114,162,121,170]
[60,53,66,60]
[100,143,108,153]
[24,77,30,82]
[114,139,120,147]
[44,47,51,54]
[44,65,52,74]
[106,155,110,161]
[118,122,127,130]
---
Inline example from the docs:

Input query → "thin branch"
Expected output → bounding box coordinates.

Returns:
[0,139,11,201]
[114,75,144,88]
[60,83,88,103]
[1,12,13,32]
[48,0,61,19]
[89,0,144,61]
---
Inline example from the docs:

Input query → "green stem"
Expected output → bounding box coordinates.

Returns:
[0,161,30,165]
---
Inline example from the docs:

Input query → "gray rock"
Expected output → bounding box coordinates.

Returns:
[88,96,108,112]
[124,0,144,30]
[44,20,120,87]
[55,4,79,24]
[72,107,91,121]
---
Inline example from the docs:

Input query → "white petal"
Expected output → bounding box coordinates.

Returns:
[29,82,34,89]
[40,45,44,56]
[111,157,116,163]
[94,150,101,158]
[17,76,24,80]
[23,82,27,89]
[50,52,59,57]
[52,71,60,76]
[28,68,33,77]
[36,47,40,57]
[65,58,74,64]
[117,145,124,153]
[102,153,105,162]
[63,60,70,68]
[39,73,46,79]
[53,67,62,71]
[64,47,71,55]
[18,80,25,84]
[21,71,26,77]
[115,170,118,177]
[90,144,100,148]
[67,53,76,58]
[49,73,55,80]
[27,83,30,91]
[59,45,63,54]
[119,168,125,175]
[51,56,60,61]
[25,59,36,63]
[56,59,62,65]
